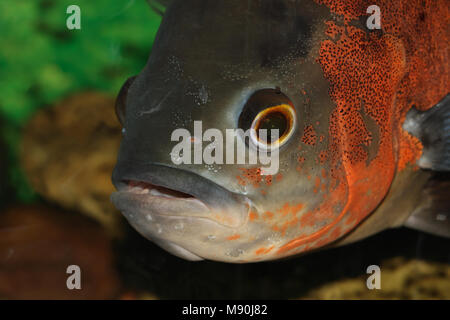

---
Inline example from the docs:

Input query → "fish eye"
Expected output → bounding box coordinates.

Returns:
[115,76,137,126]
[251,104,295,147]
[239,89,296,150]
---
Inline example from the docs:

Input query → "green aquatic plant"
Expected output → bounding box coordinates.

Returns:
[0,0,162,202]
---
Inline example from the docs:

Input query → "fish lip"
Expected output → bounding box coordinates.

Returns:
[111,161,250,227]
[111,178,211,213]
[111,190,210,213]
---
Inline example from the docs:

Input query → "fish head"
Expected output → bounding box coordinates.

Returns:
[112,0,397,262]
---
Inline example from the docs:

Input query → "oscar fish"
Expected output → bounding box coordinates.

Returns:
[111,0,449,262]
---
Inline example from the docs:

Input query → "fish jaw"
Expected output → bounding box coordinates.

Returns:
[111,163,256,262]
[111,188,211,261]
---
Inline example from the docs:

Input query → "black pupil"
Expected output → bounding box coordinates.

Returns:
[257,111,288,143]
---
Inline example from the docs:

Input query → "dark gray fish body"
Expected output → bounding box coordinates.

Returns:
[112,0,449,262]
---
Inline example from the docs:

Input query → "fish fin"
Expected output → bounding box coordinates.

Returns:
[403,94,450,171]
[404,172,450,238]
[147,0,171,16]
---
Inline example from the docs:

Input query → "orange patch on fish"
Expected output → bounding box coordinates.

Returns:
[263,211,274,220]
[318,151,328,164]
[277,203,304,217]
[315,0,448,172]
[314,177,321,191]
[237,168,262,188]
[255,246,274,255]
[397,129,422,171]
[249,211,258,221]
[226,234,241,241]
[297,157,306,173]
[324,20,345,40]
[274,1,438,256]
[302,125,317,146]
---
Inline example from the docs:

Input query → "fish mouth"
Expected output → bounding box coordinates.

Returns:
[111,162,251,261]
[111,162,250,228]
[111,180,211,219]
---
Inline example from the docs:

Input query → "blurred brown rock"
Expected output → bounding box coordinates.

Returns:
[0,205,121,299]
[20,92,123,234]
